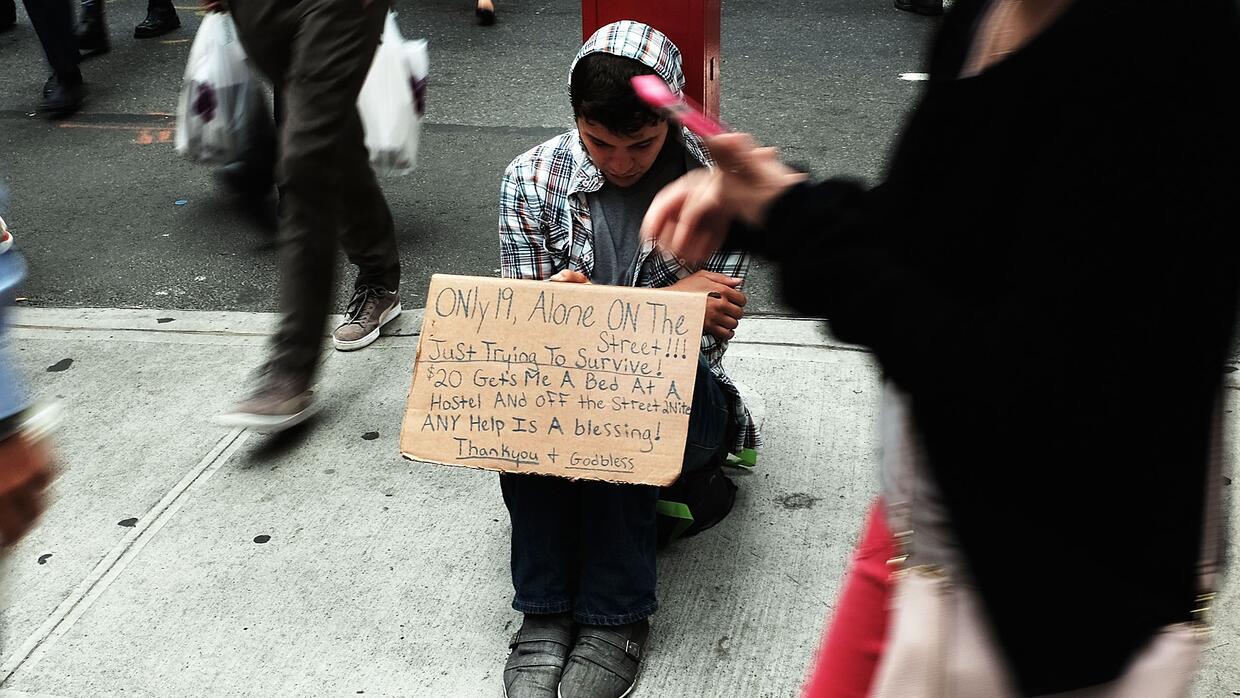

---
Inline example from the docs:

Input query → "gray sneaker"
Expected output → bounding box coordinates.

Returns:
[333,285,401,351]
[213,369,316,434]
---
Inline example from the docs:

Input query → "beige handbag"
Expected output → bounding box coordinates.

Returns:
[869,402,1222,698]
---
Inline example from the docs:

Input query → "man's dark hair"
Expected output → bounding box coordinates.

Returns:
[570,52,664,136]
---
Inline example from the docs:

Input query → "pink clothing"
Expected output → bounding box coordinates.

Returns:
[803,500,895,698]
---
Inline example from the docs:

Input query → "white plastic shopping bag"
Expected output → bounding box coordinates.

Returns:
[175,13,269,164]
[357,13,428,176]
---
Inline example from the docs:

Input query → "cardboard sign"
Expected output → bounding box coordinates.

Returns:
[400,274,707,486]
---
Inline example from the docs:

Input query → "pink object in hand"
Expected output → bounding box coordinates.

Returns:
[631,75,728,138]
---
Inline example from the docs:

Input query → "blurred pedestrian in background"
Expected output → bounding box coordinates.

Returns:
[644,0,1240,694]
[0,199,53,551]
[211,0,403,433]
[75,0,182,56]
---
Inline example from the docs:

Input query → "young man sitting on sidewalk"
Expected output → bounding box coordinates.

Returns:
[496,21,760,698]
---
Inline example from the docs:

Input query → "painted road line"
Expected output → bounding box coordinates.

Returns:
[56,122,175,144]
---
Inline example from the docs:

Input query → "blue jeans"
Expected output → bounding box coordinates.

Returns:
[0,250,28,423]
[500,357,732,625]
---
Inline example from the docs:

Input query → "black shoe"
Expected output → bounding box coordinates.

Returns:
[217,160,279,232]
[558,620,647,698]
[218,160,275,198]
[42,75,56,100]
[133,4,179,39]
[0,0,16,32]
[895,0,944,15]
[38,77,84,120]
[503,613,575,698]
[76,0,110,56]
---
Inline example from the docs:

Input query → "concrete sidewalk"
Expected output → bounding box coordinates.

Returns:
[0,308,1235,697]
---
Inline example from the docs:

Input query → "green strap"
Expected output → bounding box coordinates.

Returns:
[655,500,695,542]
[725,448,758,470]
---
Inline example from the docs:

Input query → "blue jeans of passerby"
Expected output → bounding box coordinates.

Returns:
[499,357,732,625]
[0,249,28,424]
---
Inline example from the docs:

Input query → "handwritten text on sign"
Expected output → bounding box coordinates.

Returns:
[400,275,707,486]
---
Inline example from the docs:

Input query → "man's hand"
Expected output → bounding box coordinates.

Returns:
[201,0,226,12]
[549,270,590,284]
[0,434,51,547]
[643,132,806,265]
[670,270,746,341]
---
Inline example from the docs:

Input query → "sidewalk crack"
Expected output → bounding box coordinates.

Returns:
[0,429,250,685]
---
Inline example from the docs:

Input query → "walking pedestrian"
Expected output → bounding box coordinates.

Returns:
[211,0,403,433]
[644,0,1240,694]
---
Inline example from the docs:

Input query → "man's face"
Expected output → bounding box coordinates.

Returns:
[576,118,669,188]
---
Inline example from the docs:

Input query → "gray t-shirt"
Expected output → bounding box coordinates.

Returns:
[586,136,697,286]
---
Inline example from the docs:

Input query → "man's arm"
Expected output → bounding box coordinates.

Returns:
[498,164,555,281]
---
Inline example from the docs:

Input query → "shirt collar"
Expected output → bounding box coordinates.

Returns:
[568,130,606,197]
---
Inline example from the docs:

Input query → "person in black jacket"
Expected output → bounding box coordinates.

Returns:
[642,0,1240,694]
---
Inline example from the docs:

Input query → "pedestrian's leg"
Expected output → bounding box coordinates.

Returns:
[133,0,179,39]
[251,0,386,380]
[500,473,579,698]
[76,0,108,55]
[21,0,79,82]
[21,0,83,117]
[213,0,359,431]
[226,2,293,92]
[334,108,399,293]
[324,15,401,352]
[802,499,896,698]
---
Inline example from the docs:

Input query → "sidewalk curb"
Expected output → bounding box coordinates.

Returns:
[9,308,845,349]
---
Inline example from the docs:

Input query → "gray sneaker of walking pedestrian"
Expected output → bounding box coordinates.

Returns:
[333,285,401,351]
[213,369,316,434]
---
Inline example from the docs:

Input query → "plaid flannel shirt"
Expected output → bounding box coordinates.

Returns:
[498,129,760,456]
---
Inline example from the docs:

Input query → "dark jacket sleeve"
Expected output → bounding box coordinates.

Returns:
[735,180,1046,409]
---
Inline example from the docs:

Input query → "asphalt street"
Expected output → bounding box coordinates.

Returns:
[0,0,936,315]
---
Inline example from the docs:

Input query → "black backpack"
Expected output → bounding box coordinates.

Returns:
[656,464,739,548]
